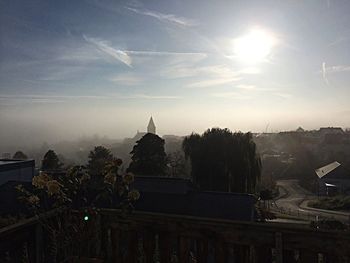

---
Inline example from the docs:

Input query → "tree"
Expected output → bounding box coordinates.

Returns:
[183,128,261,193]
[128,133,167,176]
[167,150,190,178]
[13,151,28,160]
[87,146,114,177]
[41,150,63,170]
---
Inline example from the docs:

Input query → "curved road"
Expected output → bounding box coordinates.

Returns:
[274,179,350,222]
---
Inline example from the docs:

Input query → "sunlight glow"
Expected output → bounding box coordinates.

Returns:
[234,28,277,64]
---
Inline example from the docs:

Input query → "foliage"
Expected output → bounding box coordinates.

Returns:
[87,146,114,177]
[166,150,190,178]
[12,151,28,159]
[183,128,261,193]
[42,150,63,170]
[310,219,347,230]
[17,159,139,216]
[308,195,350,211]
[15,157,139,262]
[128,133,167,176]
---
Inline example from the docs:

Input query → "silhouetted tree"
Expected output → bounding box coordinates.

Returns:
[128,133,167,176]
[13,151,28,160]
[41,150,63,170]
[183,128,261,193]
[167,150,190,178]
[87,146,114,177]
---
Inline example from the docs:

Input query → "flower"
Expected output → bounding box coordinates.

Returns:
[46,180,61,196]
[128,190,140,201]
[123,173,134,184]
[32,173,50,189]
[28,195,40,205]
[104,172,116,185]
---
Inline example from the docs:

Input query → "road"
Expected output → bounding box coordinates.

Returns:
[274,179,350,223]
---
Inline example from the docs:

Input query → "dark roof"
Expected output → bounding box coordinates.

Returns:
[132,176,256,221]
[0,159,35,172]
[132,176,194,194]
[320,165,350,179]
[134,191,255,221]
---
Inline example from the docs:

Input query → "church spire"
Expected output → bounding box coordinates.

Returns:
[147,116,156,134]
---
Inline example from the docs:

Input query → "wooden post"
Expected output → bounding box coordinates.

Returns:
[159,232,172,263]
[299,250,318,263]
[178,236,190,263]
[111,228,122,262]
[233,244,249,263]
[126,230,138,263]
[282,250,296,263]
[215,241,227,262]
[143,231,155,263]
[275,232,283,263]
[196,239,208,263]
[255,245,272,263]
[35,224,43,263]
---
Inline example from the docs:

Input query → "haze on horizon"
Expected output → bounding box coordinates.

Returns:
[1,0,350,149]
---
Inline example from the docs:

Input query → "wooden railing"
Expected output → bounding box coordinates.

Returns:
[1,208,350,262]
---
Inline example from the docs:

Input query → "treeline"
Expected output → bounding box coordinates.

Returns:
[14,128,262,194]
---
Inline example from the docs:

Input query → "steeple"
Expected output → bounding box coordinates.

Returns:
[147,116,156,134]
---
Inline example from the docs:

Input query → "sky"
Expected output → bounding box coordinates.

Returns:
[1,0,350,146]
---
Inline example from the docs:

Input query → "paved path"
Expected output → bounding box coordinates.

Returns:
[274,179,350,222]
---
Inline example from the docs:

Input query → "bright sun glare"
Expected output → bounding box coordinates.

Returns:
[234,28,277,64]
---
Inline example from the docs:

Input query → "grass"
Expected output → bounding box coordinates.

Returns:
[308,195,350,211]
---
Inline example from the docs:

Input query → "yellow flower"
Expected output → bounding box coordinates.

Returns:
[46,180,61,196]
[123,173,134,184]
[128,190,140,201]
[104,173,116,185]
[28,195,40,205]
[32,173,50,189]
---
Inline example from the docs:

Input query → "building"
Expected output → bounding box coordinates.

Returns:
[124,117,157,144]
[147,116,156,134]
[0,159,35,185]
[315,161,350,195]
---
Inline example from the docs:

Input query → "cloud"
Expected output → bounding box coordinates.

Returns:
[0,93,180,105]
[236,84,256,90]
[83,36,132,67]
[211,91,251,100]
[125,7,198,27]
[323,65,350,73]
[126,50,206,57]
[124,94,181,99]
[322,62,329,86]
[186,78,240,88]
[110,74,143,86]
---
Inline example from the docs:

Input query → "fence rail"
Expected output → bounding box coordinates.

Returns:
[1,208,350,262]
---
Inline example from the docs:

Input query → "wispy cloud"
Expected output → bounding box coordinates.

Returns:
[211,91,251,100]
[83,36,132,67]
[125,7,198,27]
[123,94,181,99]
[236,84,256,90]
[126,50,206,57]
[322,62,329,86]
[323,64,350,73]
[0,93,180,105]
[110,74,143,86]
[186,78,240,88]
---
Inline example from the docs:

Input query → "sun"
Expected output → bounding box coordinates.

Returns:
[233,28,277,64]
